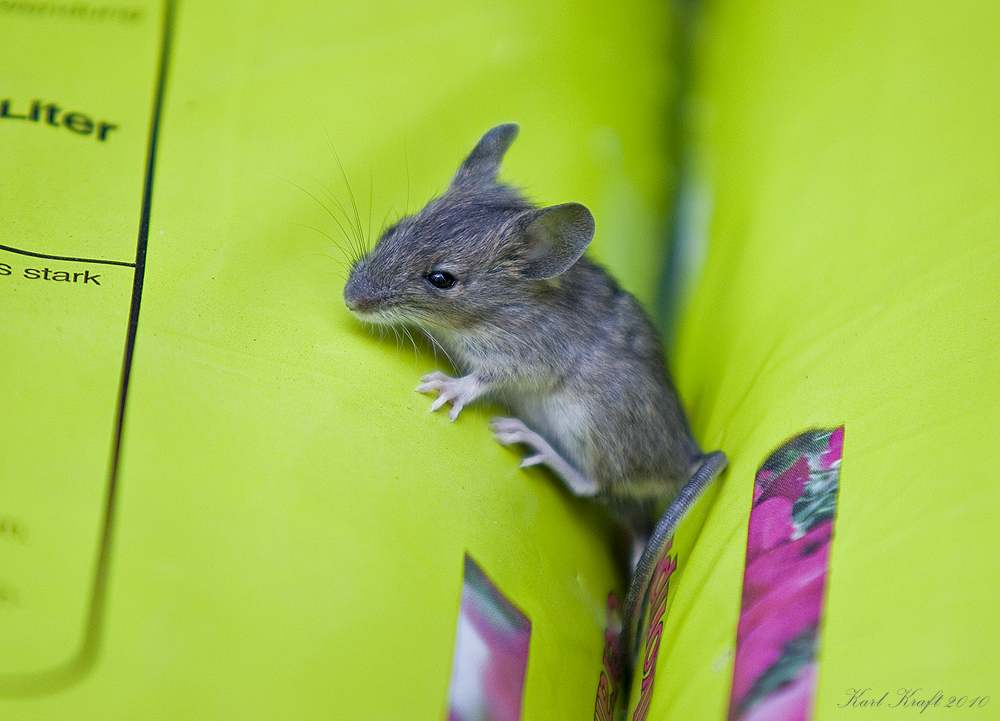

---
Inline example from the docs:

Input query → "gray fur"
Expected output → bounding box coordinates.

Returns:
[343,124,715,537]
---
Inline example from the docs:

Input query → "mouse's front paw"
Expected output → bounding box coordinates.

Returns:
[416,372,484,421]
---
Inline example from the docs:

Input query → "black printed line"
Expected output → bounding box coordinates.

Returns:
[0,243,136,267]
[83,0,175,674]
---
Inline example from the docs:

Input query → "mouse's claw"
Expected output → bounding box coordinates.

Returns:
[416,371,484,421]
[520,452,547,468]
[491,416,534,446]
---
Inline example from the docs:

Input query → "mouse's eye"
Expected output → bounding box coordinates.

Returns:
[425,271,457,289]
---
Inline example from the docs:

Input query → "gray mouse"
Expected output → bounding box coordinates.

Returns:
[343,124,726,544]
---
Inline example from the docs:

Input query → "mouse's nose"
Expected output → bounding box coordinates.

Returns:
[342,274,365,312]
[343,272,388,315]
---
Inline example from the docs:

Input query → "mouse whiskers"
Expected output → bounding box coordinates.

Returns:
[420,329,457,370]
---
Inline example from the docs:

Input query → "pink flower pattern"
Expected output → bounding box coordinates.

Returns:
[729,428,843,721]
[448,555,532,721]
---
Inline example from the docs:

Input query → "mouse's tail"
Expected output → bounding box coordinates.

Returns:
[619,450,728,685]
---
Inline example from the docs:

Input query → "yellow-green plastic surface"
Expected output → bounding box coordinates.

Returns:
[651,0,1000,719]
[1,0,676,717]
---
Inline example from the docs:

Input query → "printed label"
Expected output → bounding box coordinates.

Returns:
[0,99,119,141]
[0,0,168,694]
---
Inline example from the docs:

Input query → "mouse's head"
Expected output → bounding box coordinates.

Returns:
[343,124,595,333]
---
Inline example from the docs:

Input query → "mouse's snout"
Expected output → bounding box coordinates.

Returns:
[343,270,392,317]
[342,273,366,312]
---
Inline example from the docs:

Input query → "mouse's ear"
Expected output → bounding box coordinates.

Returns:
[451,124,520,187]
[520,203,595,280]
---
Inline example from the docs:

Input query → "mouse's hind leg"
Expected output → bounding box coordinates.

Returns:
[491,417,599,497]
